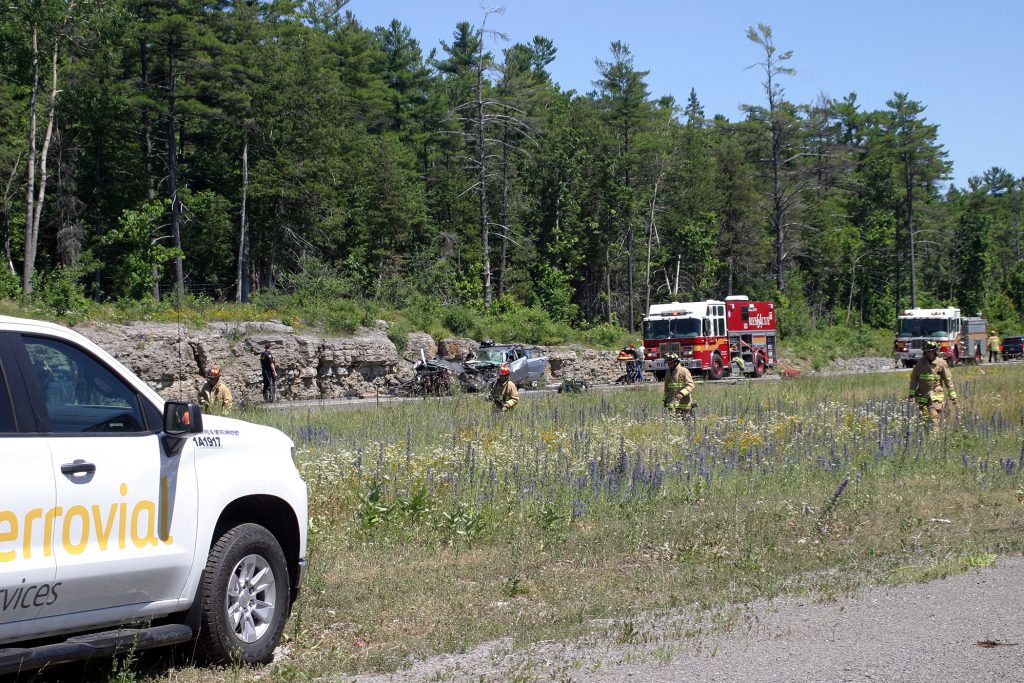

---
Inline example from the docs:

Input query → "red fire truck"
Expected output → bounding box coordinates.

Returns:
[642,296,778,380]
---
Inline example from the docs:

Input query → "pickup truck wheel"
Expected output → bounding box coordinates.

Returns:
[197,523,290,664]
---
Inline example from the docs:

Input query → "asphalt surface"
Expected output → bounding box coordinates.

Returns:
[265,374,781,411]
[346,555,1024,682]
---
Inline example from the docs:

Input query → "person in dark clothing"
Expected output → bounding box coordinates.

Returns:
[260,343,278,403]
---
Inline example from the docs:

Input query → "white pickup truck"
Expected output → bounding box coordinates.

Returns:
[0,316,307,674]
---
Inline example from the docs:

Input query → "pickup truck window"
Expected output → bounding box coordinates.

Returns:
[23,336,146,433]
[0,362,13,433]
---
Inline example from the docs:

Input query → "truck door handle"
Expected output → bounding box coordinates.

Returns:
[61,461,96,475]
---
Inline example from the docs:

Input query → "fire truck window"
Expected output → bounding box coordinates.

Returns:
[716,318,725,336]
[643,320,670,340]
[702,319,712,337]
[898,318,948,337]
[741,306,749,321]
[670,318,701,337]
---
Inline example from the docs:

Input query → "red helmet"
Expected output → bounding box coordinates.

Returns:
[498,364,511,376]
[206,367,221,379]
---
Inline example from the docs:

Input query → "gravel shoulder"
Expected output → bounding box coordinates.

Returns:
[342,555,1024,683]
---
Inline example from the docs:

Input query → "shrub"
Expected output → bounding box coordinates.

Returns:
[319,300,369,335]
[441,305,477,337]
[387,320,411,353]
[34,267,91,321]
[0,269,21,300]
[480,306,567,346]
[581,322,634,349]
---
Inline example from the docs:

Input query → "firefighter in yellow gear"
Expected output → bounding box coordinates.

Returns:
[199,367,233,415]
[908,340,956,430]
[663,353,696,416]
[490,364,519,411]
[987,330,1001,362]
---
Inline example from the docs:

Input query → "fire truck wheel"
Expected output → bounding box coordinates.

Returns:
[948,350,958,367]
[654,371,666,381]
[752,354,766,378]
[707,354,724,381]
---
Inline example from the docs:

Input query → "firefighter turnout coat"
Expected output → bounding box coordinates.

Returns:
[909,355,956,429]
[199,379,234,414]
[490,378,519,411]
[909,356,956,404]
[663,364,695,413]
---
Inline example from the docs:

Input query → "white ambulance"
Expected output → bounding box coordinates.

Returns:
[0,316,307,673]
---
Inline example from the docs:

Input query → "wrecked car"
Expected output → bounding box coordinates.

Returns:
[468,345,548,386]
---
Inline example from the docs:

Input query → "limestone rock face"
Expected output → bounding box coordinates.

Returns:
[544,345,622,384]
[74,321,401,405]
[437,337,478,361]
[72,323,629,405]
[403,332,438,362]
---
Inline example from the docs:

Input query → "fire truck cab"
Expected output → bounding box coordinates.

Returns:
[642,296,777,380]
[894,307,989,367]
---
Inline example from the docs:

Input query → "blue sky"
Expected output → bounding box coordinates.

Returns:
[348,0,1023,189]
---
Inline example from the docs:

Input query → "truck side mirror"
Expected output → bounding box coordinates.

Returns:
[163,401,203,437]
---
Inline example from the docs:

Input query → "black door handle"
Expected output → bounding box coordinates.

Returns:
[61,461,96,475]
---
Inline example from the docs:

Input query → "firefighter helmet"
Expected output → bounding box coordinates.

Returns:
[923,340,939,352]
[206,366,221,379]
[498,364,511,376]
[664,353,680,362]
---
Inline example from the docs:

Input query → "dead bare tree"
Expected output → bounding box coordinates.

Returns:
[21,0,103,293]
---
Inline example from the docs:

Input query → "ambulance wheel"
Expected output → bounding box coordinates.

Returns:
[197,523,290,664]
[752,354,766,378]
[707,354,724,381]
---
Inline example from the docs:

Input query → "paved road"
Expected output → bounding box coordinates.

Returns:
[347,555,1024,682]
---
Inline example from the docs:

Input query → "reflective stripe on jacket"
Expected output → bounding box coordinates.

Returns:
[909,357,956,403]
[664,365,695,404]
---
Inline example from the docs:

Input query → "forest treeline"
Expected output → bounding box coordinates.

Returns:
[1,1,1022,338]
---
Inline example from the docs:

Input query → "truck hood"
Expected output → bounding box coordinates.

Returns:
[198,413,294,452]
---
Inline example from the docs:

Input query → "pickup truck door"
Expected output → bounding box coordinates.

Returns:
[16,334,198,619]
[0,335,57,630]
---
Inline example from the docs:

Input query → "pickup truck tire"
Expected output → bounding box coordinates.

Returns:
[197,523,290,664]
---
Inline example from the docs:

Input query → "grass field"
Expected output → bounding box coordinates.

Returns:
[102,365,1024,681]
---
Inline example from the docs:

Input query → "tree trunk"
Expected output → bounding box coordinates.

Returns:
[23,26,39,294]
[23,30,60,295]
[772,120,785,293]
[236,136,249,303]
[644,175,661,316]
[167,41,185,301]
[605,245,612,324]
[2,152,20,277]
[477,54,491,309]
[906,152,917,307]
[497,127,509,298]
[141,39,160,301]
